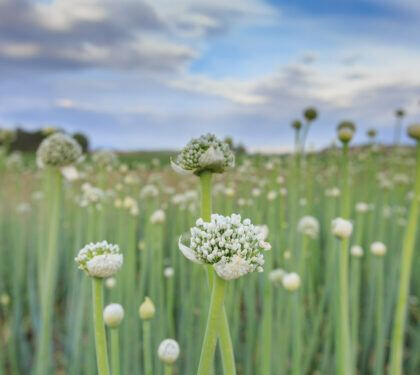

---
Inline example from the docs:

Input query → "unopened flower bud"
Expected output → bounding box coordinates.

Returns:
[103,303,124,328]
[407,124,420,141]
[158,339,180,365]
[350,245,363,258]
[139,297,155,320]
[370,242,387,257]
[282,272,301,291]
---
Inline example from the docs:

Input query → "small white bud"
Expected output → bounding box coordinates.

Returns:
[282,272,301,291]
[158,339,180,365]
[105,277,117,289]
[103,303,124,328]
[350,245,363,258]
[164,267,175,278]
[370,242,387,257]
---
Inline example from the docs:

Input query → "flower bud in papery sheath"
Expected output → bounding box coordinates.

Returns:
[75,241,123,278]
[303,107,318,122]
[139,297,155,320]
[178,214,269,280]
[103,303,124,328]
[158,339,180,365]
[407,124,420,141]
[337,121,356,143]
[163,267,174,278]
[370,241,387,257]
[351,245,364,258]
[105,277,117,289]
[395,108,405,118]
[367,128,377,139]
[297,216,320,238]
[282,272,301,291]
[171,133,234,175]
[36,133,82,168]
[331,218,353,239]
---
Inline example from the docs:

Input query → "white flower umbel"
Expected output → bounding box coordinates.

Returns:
[158,339,180,365]
[150,209,166,224]
[36,133,82,168]
[355,202,369,214]
[297,216,320,238]
[75,241,123,278]
[351,245,364,258]
[269,268,286,285]
[370,242,387,257]
[179,214,269,280]
[282,272,301,291]
[331,218,353,239]
[103,303,124,328]
[171,133,234,175]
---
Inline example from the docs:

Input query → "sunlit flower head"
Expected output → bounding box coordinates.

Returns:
[370,241,387,257]
[407,124,420,141]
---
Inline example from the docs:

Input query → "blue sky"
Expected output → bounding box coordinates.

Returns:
[0,0,419,151]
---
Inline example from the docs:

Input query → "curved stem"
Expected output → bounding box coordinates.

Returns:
[92,278,110,375]
[389,142,420,374]
[197,274,227,375]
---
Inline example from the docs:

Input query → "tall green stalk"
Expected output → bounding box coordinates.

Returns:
[34,169,62,375]
[110,328,120,375]
[389,142,420,374]
[197,273,228,375]
[337,142,353,375]
[199,171,236,374]
[92,278,110,375]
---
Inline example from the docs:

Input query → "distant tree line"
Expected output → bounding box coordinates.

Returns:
[0,127,89,153]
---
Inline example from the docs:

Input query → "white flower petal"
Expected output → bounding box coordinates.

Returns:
[178,236,203,264]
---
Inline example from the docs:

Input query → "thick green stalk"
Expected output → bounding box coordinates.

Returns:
[110,329,120,375]
[389,142,420,374]
[374,258,385,375]
[34,169,62,375]
[197,274,228,375]
[164,364,172,375]
[143,321,153,375]
[337,142,352,375]
[199,171,236,375]
[92,278,110,375]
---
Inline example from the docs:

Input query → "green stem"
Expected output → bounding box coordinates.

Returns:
[374,258,384,375]
[337,142,352,375]
[197,274,228,375]
[110,329,120,375]
[199,171,236,375]
[143,321,153,375]
[92,278,110,375]
[34,169,62,375]
[164,364,172,375]
[389,142,420,374]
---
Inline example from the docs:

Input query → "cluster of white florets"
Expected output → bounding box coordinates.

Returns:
[92,150,118,168]
[36,133,82,168]
[297,216,320,238]
[172,134,234,175]
[75,241,123,278]
[180,214,269,280]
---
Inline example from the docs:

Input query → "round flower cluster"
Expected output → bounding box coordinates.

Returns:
[172,133,234,175]
[92,150,118,168]
[36,133,82,168]
[75,241,123,278]
[297,216,320,238]
[331,217,353,239]
[179,214,270,280]
[103,303,124,328]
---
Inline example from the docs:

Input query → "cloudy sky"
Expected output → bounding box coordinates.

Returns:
[0,0,419,151]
